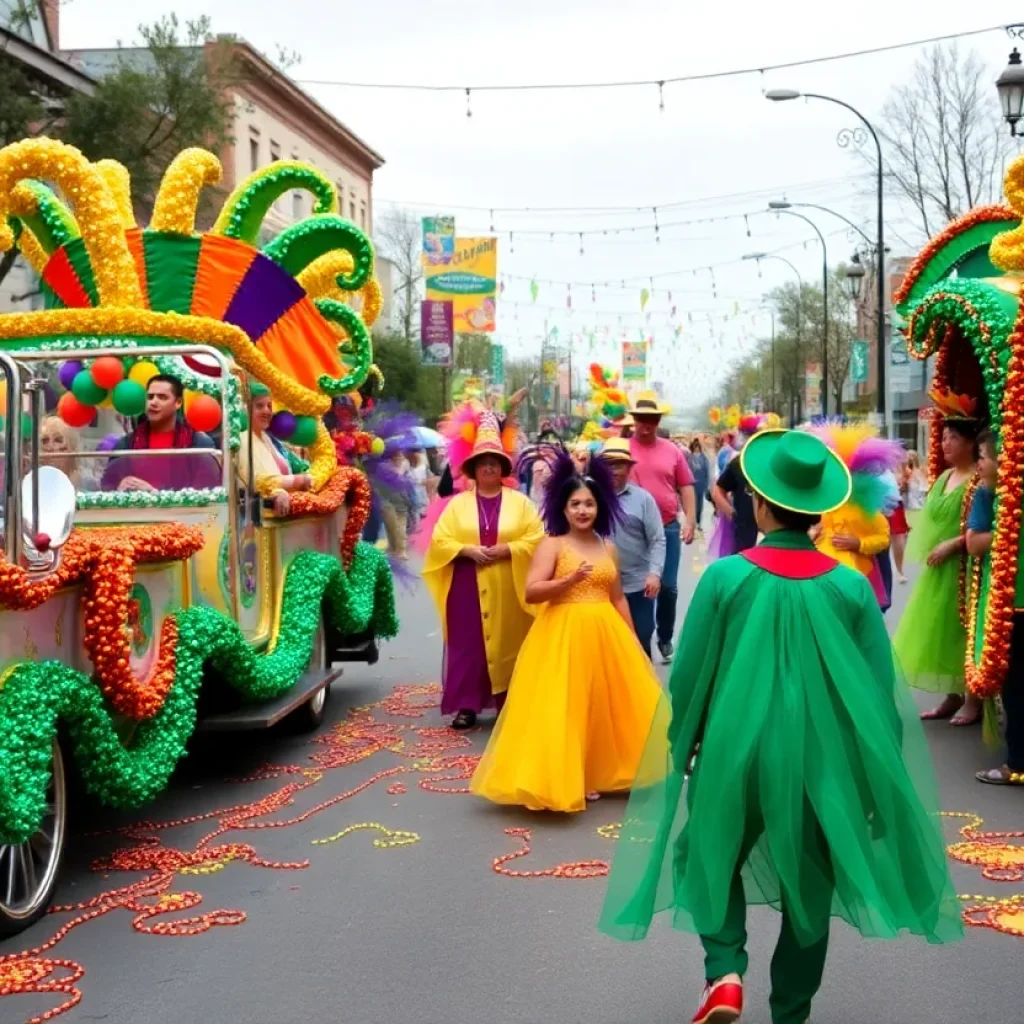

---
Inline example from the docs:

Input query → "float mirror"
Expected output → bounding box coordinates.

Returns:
[21,465,76,557]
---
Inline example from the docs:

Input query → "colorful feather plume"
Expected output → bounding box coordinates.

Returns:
[807,421,904,516]
[929,385,977,420]
[708,406,723,427]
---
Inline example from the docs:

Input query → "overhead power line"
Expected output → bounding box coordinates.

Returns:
[298,24,1003,94]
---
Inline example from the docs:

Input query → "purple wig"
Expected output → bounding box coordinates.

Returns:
[541,446,622,537]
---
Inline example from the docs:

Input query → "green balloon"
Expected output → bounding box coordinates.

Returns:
[71,369,107,407]
[290,416,319,447]
[112,379,147,417]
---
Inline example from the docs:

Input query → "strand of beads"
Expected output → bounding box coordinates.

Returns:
[492,828,609,879]
[312,822,420,848]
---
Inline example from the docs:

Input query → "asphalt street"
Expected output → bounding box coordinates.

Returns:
[4,534,1024,1024]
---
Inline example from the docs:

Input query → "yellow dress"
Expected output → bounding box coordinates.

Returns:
[470,543,664,813]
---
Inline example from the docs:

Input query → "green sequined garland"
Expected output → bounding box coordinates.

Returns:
[0,542,397,845]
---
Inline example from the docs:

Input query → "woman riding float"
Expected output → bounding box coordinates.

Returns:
[423,412,544,730]
[237,381,312,516]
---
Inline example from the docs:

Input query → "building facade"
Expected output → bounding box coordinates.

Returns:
[63,39,384,236]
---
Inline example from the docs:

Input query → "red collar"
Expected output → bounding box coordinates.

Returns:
[741,546,839,580]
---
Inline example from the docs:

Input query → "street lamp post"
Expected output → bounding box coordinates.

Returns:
[767,199,873,248]
[744,252,804,422]
[766,89,887,424]
[997,43,1024,136]
[768,206,828,416]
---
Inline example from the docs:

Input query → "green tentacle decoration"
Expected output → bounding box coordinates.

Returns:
[10,179,80,255]
[263,215,373,291]
[0,544,398,845]
[212,161,339,244]
[314,297,374,395]
[904,278,1018,431]
[896,217,1018,314]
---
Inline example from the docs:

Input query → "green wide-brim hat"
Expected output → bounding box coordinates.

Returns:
[739,429,852,516]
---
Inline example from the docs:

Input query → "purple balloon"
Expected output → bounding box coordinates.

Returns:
[269,411,296,440]
[42,382,58,412]
[96,432,121,452]
[58,360,83,390]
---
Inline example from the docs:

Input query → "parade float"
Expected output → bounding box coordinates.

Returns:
[894,151,1024,703]
[0,139,398,936]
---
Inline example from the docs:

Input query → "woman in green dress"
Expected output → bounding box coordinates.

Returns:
[599,429,961,1024]
[892,421,978,724]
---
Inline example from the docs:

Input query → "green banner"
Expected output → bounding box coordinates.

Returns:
[851,340,868,383]
[490,343,505,386]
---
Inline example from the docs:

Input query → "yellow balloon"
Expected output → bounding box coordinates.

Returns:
[127,360,160,387]
[100,393,115,408]
[0,381,7,408]
[183,389,199,411]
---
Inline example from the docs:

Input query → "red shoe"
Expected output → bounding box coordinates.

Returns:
[692,979,743,1024]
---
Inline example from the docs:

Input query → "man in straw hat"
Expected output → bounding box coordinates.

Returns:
[627,390,696,663]
[600,429,962,1024]
[600,438,666,659]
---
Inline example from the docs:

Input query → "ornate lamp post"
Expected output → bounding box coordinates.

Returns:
[996,43,1024,136]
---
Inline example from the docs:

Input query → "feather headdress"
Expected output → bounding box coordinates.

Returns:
[807,421,904,516]
[438,400,517,478]
[929,385,977,421]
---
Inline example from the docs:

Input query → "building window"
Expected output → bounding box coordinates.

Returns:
[359,202,366,229]
[350,200,356,220]
[336,182,344,207]
[270,140,281,162]
[249,136,259,172]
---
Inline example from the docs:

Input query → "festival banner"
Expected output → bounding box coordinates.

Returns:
[424,236,498,333]
[490,343,505,387]
[422,216,455,266]
[420,299,454,367]
[805,361,822,418]
[851,340,869,383]
[622,341,648,382]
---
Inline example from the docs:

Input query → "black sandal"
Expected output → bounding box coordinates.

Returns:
[450,710,477,730]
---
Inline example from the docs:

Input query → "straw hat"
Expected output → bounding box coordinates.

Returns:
[627,390,671,416]
[600,437,636,464]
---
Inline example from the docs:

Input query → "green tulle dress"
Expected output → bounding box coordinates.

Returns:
[892,471,968,693]
[599,531,963,947]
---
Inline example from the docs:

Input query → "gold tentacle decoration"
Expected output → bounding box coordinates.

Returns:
[8,184,54,275]
[94,160,136,229]
[150,149,222,235]
[297,251,383,328]
[0,138,142,307]
[307,421,339,491]
[990,154,1024,272]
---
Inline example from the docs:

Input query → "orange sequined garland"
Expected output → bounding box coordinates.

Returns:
[287,465,372,566]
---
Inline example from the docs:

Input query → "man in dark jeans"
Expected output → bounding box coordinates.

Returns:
[601,438,666,659]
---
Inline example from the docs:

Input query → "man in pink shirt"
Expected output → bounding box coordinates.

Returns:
[628,391,696,664]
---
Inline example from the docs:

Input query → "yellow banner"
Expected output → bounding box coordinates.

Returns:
[424,236,497,333]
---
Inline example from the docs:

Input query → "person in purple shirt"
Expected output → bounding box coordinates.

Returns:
[101,374,220,493]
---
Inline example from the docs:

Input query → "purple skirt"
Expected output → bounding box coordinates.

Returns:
[706,514,738,561]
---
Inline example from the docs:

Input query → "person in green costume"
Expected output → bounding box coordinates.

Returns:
[599,429,963,1024]
[892,419,978,724]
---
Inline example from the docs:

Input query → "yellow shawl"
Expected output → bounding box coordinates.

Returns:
[238,430,296,497]
[423,488,544,694]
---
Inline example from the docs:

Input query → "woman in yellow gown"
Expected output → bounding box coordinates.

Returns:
[470,447,664,813]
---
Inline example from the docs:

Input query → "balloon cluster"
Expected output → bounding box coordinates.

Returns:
[269,410,319,447]
[55,356,223,433]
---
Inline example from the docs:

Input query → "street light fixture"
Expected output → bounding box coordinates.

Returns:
[767,199,873,248]
[766,88,887,423]
[744,252,805,422]
[996,47,1024,136]
[768,206,829,416]
[844,259,866,302]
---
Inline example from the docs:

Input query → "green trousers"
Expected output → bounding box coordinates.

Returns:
[698,812,833,1024]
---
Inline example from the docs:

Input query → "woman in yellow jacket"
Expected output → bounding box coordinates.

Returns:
[813,505,891,607]
[423,412,544,729]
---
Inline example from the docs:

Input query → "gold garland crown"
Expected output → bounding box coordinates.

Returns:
[0,138,385,489]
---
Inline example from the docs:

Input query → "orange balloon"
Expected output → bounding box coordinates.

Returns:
[90,356,126,390]
[58,391,95,428]
[185,394,222,433]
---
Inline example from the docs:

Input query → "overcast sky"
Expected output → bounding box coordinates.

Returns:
[64,0,1022,409]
